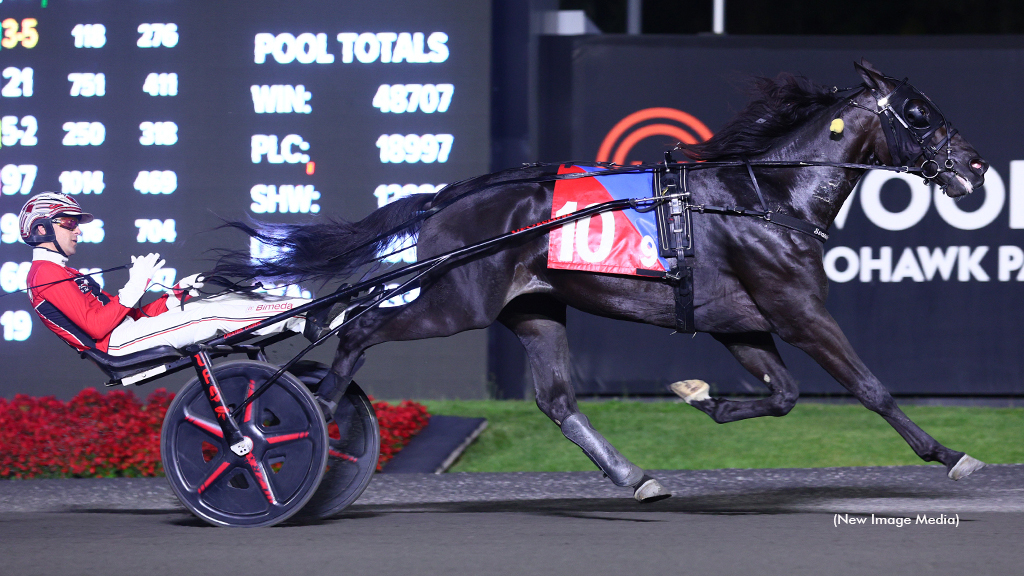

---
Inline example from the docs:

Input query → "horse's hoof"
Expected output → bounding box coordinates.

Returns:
[670,379,710,404]
[633,476,671,503]
[948,454,986,480]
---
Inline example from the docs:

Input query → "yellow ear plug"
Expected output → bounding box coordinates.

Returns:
[829,118,845,134]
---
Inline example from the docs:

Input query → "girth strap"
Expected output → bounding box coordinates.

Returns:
[651,162,697,334]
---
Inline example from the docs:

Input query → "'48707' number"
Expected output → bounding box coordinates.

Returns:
[372,84,453,114]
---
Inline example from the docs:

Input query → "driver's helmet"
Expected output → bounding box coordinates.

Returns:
[18,192,94,245]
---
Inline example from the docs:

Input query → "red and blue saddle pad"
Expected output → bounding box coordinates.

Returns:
[547,164,670,276]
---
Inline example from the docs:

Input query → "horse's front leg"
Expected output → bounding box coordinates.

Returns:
[498,295,671,502]
[677,331,800,423]
[769,296,985,480]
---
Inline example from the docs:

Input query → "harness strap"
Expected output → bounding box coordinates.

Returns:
[744,160,770,212]
[671,164,695,334]
[674,266,695,334]
[699,204,829,242]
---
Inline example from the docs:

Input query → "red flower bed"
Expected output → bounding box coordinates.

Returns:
[0,388,171,479]
[369,397,430,471]
[0,389,429,479]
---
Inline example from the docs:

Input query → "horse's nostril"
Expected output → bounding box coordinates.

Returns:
[970,159,988,173]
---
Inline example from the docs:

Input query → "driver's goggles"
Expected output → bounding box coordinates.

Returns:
[51,216,82,230]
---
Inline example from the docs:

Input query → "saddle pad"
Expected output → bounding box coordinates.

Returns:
[547,164,670,276]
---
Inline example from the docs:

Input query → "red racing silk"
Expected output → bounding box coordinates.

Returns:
[28,258,169,352]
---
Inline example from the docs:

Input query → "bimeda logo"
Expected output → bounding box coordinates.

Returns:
[250,303,294,312]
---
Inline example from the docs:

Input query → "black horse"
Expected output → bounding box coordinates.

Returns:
[217,61,989,501]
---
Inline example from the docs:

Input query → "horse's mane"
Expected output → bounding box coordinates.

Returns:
[679,74,842,161]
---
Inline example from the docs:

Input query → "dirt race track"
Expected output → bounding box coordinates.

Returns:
[1,464,1022,576]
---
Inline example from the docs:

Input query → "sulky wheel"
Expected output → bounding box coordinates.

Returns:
[288,361,380,521]
[160,360,328,527]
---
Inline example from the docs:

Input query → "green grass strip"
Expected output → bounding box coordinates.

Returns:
[421,400,1024,473]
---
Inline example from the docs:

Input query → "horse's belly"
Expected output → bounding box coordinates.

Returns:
[694,275,773,333]
[695,295,772,333]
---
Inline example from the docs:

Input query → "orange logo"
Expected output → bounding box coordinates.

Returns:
[596,107,713,165]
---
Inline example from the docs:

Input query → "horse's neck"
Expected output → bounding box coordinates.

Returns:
[757,98,881,228]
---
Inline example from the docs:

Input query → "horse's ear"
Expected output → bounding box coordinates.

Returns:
[854,59,885,90]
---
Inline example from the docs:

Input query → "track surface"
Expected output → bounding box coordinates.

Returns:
[2,465,1022,575]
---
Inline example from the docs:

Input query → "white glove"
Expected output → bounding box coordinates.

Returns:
[166,273,205,309]
[118,253,165,307]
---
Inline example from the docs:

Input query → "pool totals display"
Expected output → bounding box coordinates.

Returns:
[0,0,490,376]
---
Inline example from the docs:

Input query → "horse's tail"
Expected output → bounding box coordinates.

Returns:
[210,194,433,285]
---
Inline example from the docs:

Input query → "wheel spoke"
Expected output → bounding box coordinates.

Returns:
[244,452,278,505]
[328,449,358,463]
[265,431,311,445]
[184,410,224,438]
[197,461,231,494]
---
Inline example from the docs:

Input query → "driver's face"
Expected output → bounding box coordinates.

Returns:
[51,218,82,256]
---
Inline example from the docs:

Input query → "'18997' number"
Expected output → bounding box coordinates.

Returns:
[375,133,452,164]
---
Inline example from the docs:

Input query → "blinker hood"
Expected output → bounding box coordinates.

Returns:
[873,78,956,171]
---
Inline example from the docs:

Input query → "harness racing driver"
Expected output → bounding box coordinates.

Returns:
[19,192,339,358]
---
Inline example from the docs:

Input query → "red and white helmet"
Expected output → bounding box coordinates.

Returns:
[18,192,94,245]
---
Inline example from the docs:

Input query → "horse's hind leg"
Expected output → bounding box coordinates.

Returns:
[499,295,670,502]
[678,332,800,423]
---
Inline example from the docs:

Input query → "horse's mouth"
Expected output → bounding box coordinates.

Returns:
[955,174,975,195]
[936,170,978,198]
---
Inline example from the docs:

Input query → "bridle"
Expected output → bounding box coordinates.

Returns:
[842,78,961,185]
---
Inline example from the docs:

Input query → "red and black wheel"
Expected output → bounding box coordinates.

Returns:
[288,361,380,520]
[160,360,328,527]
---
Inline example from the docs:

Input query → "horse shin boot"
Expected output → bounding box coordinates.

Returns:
[560,413,671,502]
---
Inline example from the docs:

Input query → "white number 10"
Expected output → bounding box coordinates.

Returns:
[554,201,614,264]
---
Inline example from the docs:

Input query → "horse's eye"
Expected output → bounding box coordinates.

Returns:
[903,100,932,129]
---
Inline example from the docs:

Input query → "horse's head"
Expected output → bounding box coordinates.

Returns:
[854,60,987,198]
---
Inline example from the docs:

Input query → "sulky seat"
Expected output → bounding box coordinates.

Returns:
[80,346,185,384]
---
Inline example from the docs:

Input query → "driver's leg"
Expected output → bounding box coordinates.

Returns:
[106,294,309,355]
